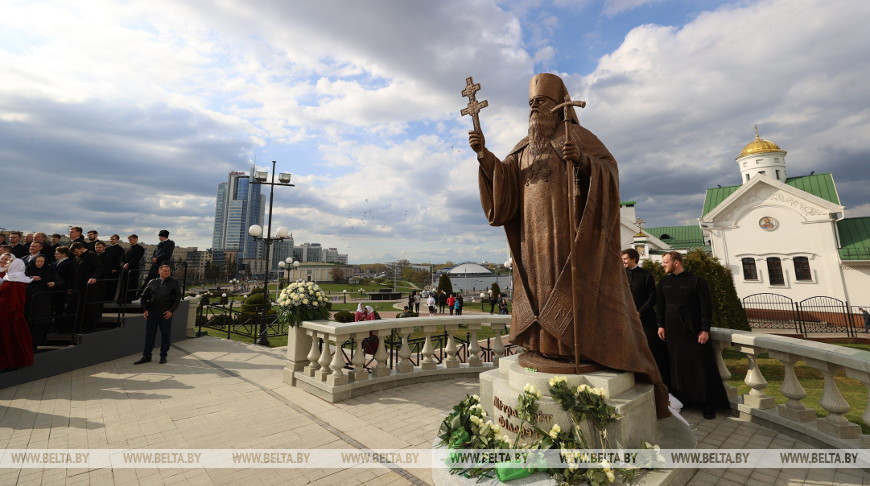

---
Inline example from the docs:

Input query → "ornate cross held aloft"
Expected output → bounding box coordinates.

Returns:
[461,76,488,133]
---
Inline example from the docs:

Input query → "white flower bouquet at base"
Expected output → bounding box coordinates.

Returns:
[276,281,330,327]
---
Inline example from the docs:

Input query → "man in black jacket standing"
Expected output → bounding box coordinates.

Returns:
[135,264,181,364]
[622,248,669,388]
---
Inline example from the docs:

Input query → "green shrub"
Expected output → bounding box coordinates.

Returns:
[209,314,235,328]
[249,287,265,295]
[242,293,266,313]
[334,310,355,323]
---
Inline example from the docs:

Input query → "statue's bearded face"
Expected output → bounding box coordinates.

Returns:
[528,96,559,155]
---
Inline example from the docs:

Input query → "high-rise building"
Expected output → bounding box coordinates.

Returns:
[212,169,265,260]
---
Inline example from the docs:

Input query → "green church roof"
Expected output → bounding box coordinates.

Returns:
[838,217,870,261]
[703,173,840,216]
[645,225,708,250]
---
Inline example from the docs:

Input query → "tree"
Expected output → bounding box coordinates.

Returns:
[330,265,346,283]
[437,273,453,296]
[642,250,750,331]
[490,282,501,297]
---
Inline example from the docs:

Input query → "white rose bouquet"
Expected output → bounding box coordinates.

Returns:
[276,281,330,327]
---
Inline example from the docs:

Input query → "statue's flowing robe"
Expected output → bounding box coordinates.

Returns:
[478,123,671,418]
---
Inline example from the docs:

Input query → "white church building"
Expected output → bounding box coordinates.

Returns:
[622,129,870,307]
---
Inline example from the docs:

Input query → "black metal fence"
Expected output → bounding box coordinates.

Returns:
[195,300,289,340]
[742,293,865,337]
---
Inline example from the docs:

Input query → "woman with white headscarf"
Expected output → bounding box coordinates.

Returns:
[0,254,35,370]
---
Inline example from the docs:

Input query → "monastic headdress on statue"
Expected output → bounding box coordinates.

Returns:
[529,73,580,125]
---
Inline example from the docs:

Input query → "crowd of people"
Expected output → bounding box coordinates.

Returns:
[0,227,176,371]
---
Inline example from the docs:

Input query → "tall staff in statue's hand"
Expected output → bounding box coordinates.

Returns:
[551,95,587,373]
[461,76,488,133]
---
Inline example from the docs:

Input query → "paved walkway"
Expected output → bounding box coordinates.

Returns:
[1,337,867,485]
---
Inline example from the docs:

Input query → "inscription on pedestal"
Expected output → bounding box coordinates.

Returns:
[492,396,551,439]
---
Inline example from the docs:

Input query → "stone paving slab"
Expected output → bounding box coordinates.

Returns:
[1,336,868,485]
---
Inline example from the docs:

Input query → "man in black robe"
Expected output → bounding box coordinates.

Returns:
[69,242,103,332]
[120,234,145,303]
[147,230,175,280]
[68,227,86,247]
[656,251,729,419]
[623,248,669,388]
[9,231,28,258]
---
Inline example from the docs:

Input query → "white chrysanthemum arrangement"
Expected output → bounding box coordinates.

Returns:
[276,280,330,327]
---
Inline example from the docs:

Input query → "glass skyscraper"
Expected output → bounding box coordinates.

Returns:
[212,169,265,259]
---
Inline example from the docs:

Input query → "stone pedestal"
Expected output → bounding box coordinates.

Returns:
[435,354,697,486]
[479,355,657,447]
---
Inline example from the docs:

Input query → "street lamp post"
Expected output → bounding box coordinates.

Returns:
[504,257,513,299]
[248,161,295,346]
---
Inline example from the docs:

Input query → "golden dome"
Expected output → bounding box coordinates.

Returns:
[737,126,784,158]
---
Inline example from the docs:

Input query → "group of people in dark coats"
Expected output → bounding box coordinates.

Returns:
[0,228,175,356]
[623,249,729,420]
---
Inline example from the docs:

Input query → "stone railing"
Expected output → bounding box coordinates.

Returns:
[711,328,869,449]
[282,319,869,448]
[283,315,512,402]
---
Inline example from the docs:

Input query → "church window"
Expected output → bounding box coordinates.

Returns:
[767,258,785,285]
[745,174,750,182]
[794,257,812,281]
[775,169,780,179]
[759,170,766,175]
[742,258,758,280]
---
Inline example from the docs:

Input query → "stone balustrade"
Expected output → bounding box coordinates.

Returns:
[283,318,869,449]
[710,328,869,449]
[284,315,512,402]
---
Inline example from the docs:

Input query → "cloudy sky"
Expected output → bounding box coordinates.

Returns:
[2,0,868,264]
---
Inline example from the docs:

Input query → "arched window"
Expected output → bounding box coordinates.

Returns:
[793,257,812,281]
[742,258,758,280]
[767,257,785,285]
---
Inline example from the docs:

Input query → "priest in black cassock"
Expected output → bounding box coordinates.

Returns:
[622,248,669,388]
[656,251,729,419]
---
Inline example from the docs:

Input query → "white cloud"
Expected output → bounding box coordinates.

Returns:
[602,0,665,17]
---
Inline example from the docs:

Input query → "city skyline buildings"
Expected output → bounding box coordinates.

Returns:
[212,169,348,273]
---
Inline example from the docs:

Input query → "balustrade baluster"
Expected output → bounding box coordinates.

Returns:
[396,330,414,373]
[768,351,815,422]
[318,334,333,380]
[421,326,437,370]
[350,332,368,381]
[491,322,506,365]
[327,336,349,385]
[713,340,738,403]
[844,369,870,446]
[738,346,775,409]
[467,323,482,367]
[444,325,459,368]
[304,331,321,378]
[807,359,861,439]
[371,329,391,377]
